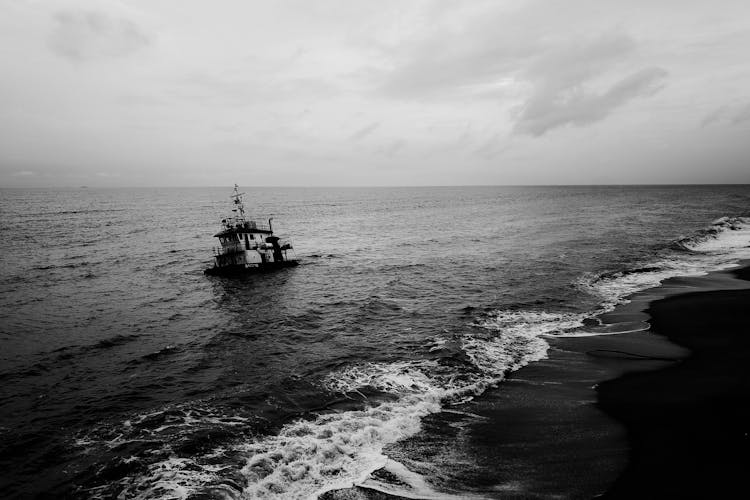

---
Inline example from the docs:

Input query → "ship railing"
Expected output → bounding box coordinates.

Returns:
[214,243,274,255]
[214,238,293,256]
[220,221,273,233]
[235,221,272,232]
[213,243,244,256]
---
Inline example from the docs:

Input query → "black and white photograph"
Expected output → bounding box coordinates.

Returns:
[1,1,750,498]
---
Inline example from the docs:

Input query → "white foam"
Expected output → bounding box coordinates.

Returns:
[82,380,448,499]
[358,459,471,499]
[106,305,584,498]
[238,396,442,499]
[113,457,221,500]
[462,311,567,374]
[553,324,650,338]
[255,312,557,498]
[577,217,750,314]
[324,360,441,395]
[474,310,587,336]
[681,216,750,253]
[75,307,564,499]
[75,404,255,499]
[578,259,694,311]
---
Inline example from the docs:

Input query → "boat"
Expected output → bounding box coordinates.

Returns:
[204,185,299,275]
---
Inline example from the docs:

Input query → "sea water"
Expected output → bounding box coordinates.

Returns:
[1,185,749,498]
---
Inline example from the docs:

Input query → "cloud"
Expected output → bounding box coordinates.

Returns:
[376,6,638,101]
[515,66,667,136]
[349,122,380,141]
[377,11,536,99]
[380,45,528,99]
[700,102,750,127]
[526,34,635,90]
[730,103,750,125]
[374,4,669,136]
[474,134,506,159]
[513,34,668,136]
[170,71,341,109]
[48,8,151,61]
[700,105,729,128]
[379,139,406,157]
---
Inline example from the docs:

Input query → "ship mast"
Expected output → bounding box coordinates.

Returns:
[230,183,247,223]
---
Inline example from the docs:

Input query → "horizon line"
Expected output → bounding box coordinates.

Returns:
[2,182,750,190]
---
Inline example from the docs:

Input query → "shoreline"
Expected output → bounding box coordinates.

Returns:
[597,265,750,498]
[445,263,750,498]
[322,263,750,499]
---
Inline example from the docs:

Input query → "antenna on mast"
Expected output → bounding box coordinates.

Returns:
[230,183,247,222]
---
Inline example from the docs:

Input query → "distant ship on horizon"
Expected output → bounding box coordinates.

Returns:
[204,184,298,276]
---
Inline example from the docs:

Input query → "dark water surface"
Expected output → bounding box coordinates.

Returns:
[1,186,749,498]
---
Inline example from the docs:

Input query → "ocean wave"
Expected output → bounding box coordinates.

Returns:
[0,362,50,382]
[69,301,669,498]
[33,262,90,271]
[127,345,181,364]
[72,307,556,499]
[671,216,749,252]
[303,254,342,260]
[577,260,689,311]
[54,209,127,215]
[580,216,750,311]
[552,320,650,338]
[93,333,141,350]
[73,403,259,499]
[69,214,750,499]
[75,393,445,499]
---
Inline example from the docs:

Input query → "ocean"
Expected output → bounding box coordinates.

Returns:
[1,185,749,499]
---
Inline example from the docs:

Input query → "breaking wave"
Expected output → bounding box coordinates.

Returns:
[74,306,560,499]
[671,216,748,252]
[580,216,750,311]
[72,215,750,499]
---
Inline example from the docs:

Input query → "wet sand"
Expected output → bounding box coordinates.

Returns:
[428,330,688,498]
[420,268,750,499]
[324,328,690,499]
[598,275,750,498]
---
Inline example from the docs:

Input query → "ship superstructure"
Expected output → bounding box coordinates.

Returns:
[205,185,298,275]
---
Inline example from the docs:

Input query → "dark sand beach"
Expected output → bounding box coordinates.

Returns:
[598,266,750,499]
[432,324,689,498]
[449,265,750,499]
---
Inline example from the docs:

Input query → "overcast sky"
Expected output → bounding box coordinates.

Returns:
[2,0,750,187]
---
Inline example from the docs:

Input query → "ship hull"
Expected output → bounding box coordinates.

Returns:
[204,260,299,276]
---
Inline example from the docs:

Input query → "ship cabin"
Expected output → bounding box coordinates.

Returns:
[213,219,295,269]
[206,185,297,274]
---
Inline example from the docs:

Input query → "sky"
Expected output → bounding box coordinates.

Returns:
[1,0,750,187]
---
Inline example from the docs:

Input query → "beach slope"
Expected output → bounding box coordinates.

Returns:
[598,285,750,498]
